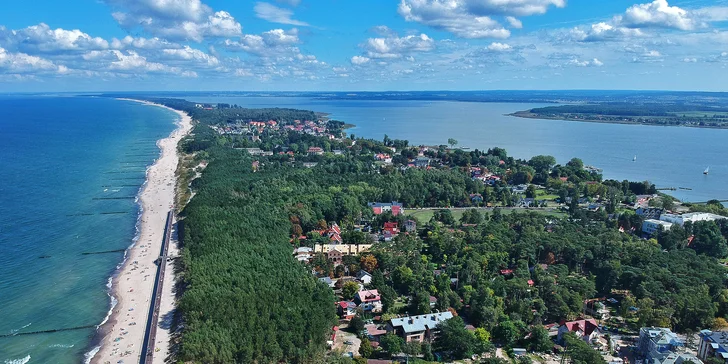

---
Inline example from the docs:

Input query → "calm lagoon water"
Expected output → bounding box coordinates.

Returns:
[0,97,176,363]
[187,96,728,203]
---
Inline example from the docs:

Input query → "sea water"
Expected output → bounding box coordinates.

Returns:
[0,96,177,363]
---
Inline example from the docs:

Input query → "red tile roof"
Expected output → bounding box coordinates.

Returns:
[357,289,380,303]
[560,318,599,336]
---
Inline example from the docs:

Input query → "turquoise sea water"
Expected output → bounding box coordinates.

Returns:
[0,97,177,363]
[187,96,728,203]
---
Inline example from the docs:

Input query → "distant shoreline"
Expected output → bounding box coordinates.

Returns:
[508,110,728,129]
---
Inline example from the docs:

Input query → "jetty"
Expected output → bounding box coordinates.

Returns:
[140,209,174,364]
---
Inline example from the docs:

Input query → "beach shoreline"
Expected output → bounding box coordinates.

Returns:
[88,99,192,364]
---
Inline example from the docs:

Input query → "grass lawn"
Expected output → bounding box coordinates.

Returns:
[407,209,465,222]
[535,189,559,201]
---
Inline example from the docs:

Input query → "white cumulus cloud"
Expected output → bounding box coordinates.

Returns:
[254,2,309,26]
[618,0,698,30]
[0,46,64,74]
[0,23,109,54]
[567,58,603,67]
[487,42,512,51]
[105,0,242,41]
[351,56,370,65]
[505,16,523,29]
[398,0,564,39]
[361,33,435,59]
[223,28,300,56]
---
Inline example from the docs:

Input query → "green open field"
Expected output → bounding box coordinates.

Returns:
[535,189,559,201]
[405,207,566,223]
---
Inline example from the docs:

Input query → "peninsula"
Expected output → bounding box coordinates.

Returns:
[510,103,728,129]
[110,97,728,364]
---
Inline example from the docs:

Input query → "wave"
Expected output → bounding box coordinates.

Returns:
[8,323,31,336]
[83,346,99,364]
[4,355,30,364]
[48,344,75,348]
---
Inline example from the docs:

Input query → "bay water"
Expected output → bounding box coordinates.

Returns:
[0,97,177,363]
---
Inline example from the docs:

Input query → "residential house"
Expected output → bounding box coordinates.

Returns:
[387,312,454,343]
[307,147,324,155]
[293,247,313,262]
[368,202,404,216]
[338,301,357,320]
[470,193,483,204]
[242,147,273,156]
[642,219,674,236]
[355,289,383,313]
[314,244,373,256]
[365,324,387,342]
[357,270,373,285]
[654,353,703,364]
[383,222,399,241]
[327,249,343,266]
[414,157,430,168]
[375,153,392,163]
[556,318,601,344]
[637,207,664,220]
[639,327,685,363]
[319,276,335,288]
[404,220,417,233]
[636,194,655,207]
[518,198,536,208]
[698,329,728,363]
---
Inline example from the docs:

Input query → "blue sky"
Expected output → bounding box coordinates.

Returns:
[1,0,728,91]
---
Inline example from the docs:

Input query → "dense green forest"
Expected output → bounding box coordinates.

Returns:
[127,97,728,363]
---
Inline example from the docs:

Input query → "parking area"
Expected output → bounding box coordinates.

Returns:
[333,329,361,357]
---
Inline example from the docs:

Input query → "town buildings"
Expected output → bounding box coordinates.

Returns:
[660,212,727,226]
[642,219,674,236]
[387,312,454,342]
[368,202,404,216]
[698,329,728,363]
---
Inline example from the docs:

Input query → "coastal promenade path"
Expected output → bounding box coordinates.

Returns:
[140,209,173,364]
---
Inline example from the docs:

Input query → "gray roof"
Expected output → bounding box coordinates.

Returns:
[390,312,453,334]
[658,352,703,364]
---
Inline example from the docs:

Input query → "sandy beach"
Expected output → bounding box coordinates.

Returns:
[90,99,192,364]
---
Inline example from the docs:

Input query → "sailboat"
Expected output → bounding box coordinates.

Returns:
[633,155,637,162]
[704,167,710,175]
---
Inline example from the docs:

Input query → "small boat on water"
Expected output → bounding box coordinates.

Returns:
[633,155,637,162]
[704,167,710,175]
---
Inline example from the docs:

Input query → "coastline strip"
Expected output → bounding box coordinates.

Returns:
[140,210,173,364]
[88,99,192,364]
